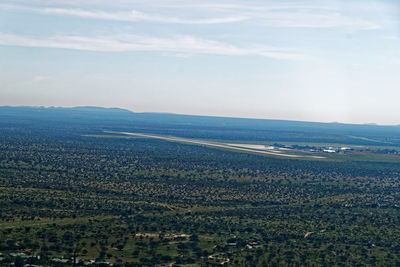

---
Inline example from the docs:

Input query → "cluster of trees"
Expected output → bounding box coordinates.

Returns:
[1,123,400,265]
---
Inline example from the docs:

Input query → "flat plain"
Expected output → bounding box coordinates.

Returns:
[1,106,400,266]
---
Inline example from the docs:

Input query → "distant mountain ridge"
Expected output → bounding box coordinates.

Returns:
[1,105,400,146]
[0,105,396,127]
[1,105,133,114]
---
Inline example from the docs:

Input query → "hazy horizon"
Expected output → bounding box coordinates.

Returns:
[1,0,400,125]
[3,104,400,127]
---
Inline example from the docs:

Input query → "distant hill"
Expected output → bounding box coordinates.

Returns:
[1,105,400,145]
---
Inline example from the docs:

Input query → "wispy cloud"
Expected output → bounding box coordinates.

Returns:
[0,33,310,60]
[0,2,382,29]
[0,4,247,24]
[44,7,248,24]
[257,11,380,29]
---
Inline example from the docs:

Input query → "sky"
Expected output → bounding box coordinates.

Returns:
[0,0,400,125]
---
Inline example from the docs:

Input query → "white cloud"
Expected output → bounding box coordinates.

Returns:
[0,2,383,29]
[0,4,247,24]
[42,7,248,24]
[0,33,310,60]
[40,7,379,29]
[257,11,380,29]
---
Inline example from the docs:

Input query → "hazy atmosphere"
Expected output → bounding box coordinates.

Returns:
[1,0,400,124]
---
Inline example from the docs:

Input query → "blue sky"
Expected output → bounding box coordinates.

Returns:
[1,0,399,124]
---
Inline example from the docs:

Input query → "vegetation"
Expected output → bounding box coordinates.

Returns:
[1,107,400,266]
